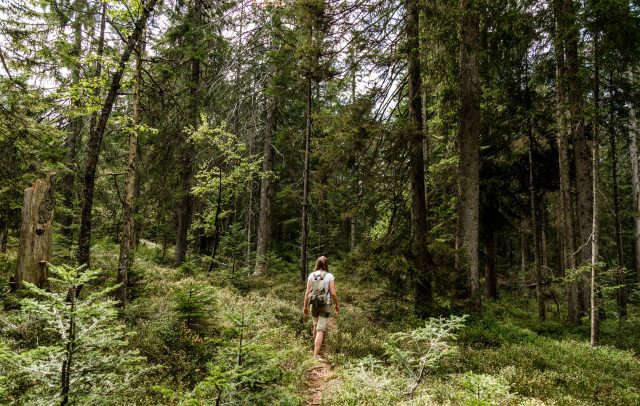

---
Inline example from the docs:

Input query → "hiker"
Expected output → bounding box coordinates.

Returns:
[303,256,340,358]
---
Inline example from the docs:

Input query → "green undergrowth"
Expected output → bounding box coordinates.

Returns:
[319,260,640,406]
[0,241,313,405]
[2,241,640,405]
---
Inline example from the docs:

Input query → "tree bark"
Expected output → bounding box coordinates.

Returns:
[609,88,628,318]
[528,88,545,320]
[591,34,600,346]
[299,76,312,282]
[89,1,107,136]
[484,226,498,300]
[519,217,529,289]
[457,0,481,312]
[0,219,7,253]
[407,0,433,316]
[116,26,144,306]
[566,0,589,319]
[555,0,580,325]
[254,96,276,276]
[207,167,224,274]
[77,0,158,267]
[629,71,640,283]
[175,0,203,267]
[61,5,84,242]
[15,174,55,289]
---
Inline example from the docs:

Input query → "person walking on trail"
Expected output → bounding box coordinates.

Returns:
[303,256,340,359]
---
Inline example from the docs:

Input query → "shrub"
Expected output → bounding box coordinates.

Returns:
[0,264,154,405]
[325,315,468,404]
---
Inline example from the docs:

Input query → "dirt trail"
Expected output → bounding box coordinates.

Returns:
[307,316,338,405]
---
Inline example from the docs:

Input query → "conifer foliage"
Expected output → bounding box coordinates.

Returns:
[0,265,152,404]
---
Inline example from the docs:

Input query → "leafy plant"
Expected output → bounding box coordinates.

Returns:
[385,314,468,396]
[0,264,154,405]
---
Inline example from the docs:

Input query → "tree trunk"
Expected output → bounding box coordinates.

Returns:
[175,0,202,267]
[60,8,84,243]
[519,217,529,289]
[555,0,580,325]
[254,96,276,276]
[541,205,549,271]
[591,34,600,346]
[15,174,55,289]
[629,71,640,283]
[609,89,628,318]
[407,0,433,316]
[60,273,78,406]
[484,226,498,300]
[116,26,144,306]
[299,76,312,282]
[528,90,545,320]
[0,219,7,253]
[350,52,358,253]
[457,0,481,312]
[89,1,107,136]
[77,0,157,267]
[207,167,223,274]
[566,0,589,320]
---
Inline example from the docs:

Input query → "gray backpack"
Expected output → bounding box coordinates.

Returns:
[309,271,330,306]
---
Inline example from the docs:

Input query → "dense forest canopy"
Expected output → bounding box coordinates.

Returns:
[2,0,640,404]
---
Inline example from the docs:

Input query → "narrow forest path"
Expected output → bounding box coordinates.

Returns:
[306,316,338,405]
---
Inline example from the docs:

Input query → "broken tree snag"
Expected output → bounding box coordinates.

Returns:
[15,174,55,289]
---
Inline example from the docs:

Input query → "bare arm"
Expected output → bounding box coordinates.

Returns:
[329,279,339,314]
[303,280,311,315]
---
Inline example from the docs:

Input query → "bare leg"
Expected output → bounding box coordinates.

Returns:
[314,331,324,357]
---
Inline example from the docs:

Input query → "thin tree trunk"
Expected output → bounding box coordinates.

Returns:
[0,219,7,253]
[175,0,202,267]
[60,271,78,406]
[591,33,600,346]
[542,205,549,271]
[61,7,84,242]
[484,226,498,300]
[254,96,276,276]
[457,0,481,312]
[116,26,144,306]
[407,0,433,316]
[299,76,312,282]
[350,50,358,252]
[520,217,529,289]
[609,88,628,318]
[77,0,157,267]
[207,167,223,274]
[629,71,640,283]
[528,83,545,320]
[89,1,106,136]
[555,0,580,325]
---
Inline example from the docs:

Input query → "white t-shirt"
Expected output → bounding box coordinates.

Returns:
[308,271,334,304]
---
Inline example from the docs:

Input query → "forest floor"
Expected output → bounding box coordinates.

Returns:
[3,240,640,405]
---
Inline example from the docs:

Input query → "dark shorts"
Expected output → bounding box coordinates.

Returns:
[311,303,331,332]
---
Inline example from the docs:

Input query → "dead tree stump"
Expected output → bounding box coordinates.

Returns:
[15,174,55,289]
